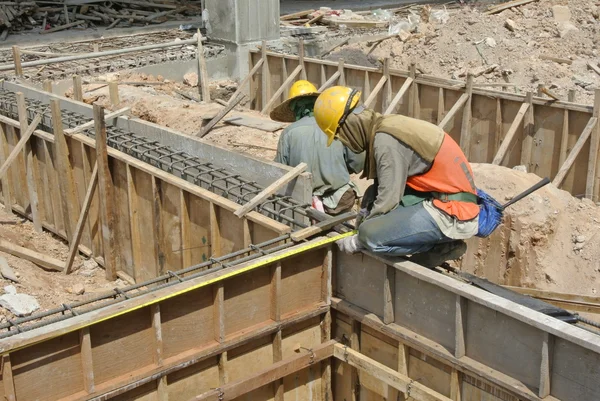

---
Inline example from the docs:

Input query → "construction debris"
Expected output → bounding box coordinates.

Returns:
[0,285,40,316]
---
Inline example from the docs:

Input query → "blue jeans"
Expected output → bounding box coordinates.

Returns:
[358,202,455,256]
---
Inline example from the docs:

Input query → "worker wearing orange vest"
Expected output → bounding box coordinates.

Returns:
[312,86,479,268]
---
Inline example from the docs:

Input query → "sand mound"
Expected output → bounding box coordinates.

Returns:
[461,163,600,296]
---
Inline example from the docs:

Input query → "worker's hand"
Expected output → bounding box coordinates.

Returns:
[361,184,377,211]
[336,234,364,255]
[354,208,369,229]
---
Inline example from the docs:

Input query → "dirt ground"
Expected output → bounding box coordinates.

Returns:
[326,0,600,104]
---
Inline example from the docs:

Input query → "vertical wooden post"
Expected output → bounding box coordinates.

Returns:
[126,164,142,282]
[350,320,361,401]
[261,40,270,111]
[537,83,544,97]
[321,310,333,401]
[586,89,600,200]
[382,58,392,112]
[73,75,83,102]
[520,92,534,169]
[93,42,100,53]
[450,369,462,401]
[455,295,467,358]
[152,303,167,401]
[108,81,119,107]
[218,351,229,386]
[273,330,284,401]
[43,79,53,93]
[0,124,13,216]
[383,265,395,324]
[320,64,326,88]
[93,103,118,280]
[12,46,22,77]
[437,87,444,125]
[408,63,417,117]
[151,176,164,276]
[51,99,78,241]
[362,71,371,101]
[397,343,409,400]
[495,97,503,156]
[180,190,192,267]
[539,332,554,398]
[299,38,307,80]
[271,261,283,401]
[460,74,474,159]
[213,282,225,343]
[2,354,16,401]
[209,202,220,257]
[80,327,95,393]
[197,29,211,102]
[16,92,43,232]
[338,58,345,86]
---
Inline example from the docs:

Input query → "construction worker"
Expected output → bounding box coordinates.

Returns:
[270,80,365,215]
[312,86,480,268]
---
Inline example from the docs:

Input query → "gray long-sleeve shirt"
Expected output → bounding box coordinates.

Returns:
[275,116,365,207]
[370,132,478,239]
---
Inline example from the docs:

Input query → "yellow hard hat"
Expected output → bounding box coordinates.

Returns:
[270,80,320,122]
[288,80,318,99]
[314,86,362,147]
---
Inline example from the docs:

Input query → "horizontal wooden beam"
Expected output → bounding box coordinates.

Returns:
[333,343,452,401]
[190,340,336,401]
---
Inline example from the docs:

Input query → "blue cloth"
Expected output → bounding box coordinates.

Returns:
[357,202,455,256]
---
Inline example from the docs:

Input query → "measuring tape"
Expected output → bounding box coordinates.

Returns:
[2,231,356,353]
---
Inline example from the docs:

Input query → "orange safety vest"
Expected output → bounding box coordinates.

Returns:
[407,133,480,221]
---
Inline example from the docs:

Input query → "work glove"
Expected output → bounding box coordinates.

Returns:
[336,234,364,255]
[354,208,369,229]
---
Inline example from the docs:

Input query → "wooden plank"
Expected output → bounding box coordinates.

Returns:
[64,107,131,135]
[320,38,349,58]
[363,74,387,108]
[2,354,16,401]
[437,87,445,124]
[80,327,95,393]
[409,63,419,118]
[485,0,537,15]
[585,89,600,199]
[151,176,164,275]
[223,115,285,132]
[460,74,474,158]
[261,64,303,114]
[234,162,307,218]
[64,162,98,274]
[350,319,361,401]
[93,103,117,280]
[197,29,211,102]
[455,295,467,359]
[383,58,392,112]
[333,344,452,401]
[317,70,340,92]
[227,58,263,105]
[290,211,356,242]
[438,93,469,131]
[491,100,530,165]
[0,123,14,216]
[538,332,553,398]
[198,94,245,138]
[270,262,282,322]
[73,75,83,102]
[299,38,307,81]
[449,369,461,401]
[383,265,395,324]
[384,77,413,115]
[520,92,535,169]
[0,113,42,180]
[51,99,79,241]
[43,80,53,93]
[152,304,164,366]
[0,256,18,282]
[126,164,142,282]
[213,282,225,343]
[109,81,120,106]
[261,41,270,111]
[180,190,192,268]
[0,238,63,271]
[553,117,598,187]
[190,340,335,401]
[273,330,284,401]
[540,55,572,65]
[11,46,22,77]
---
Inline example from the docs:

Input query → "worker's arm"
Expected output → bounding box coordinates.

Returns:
[368,133,411,218]
[343,146,366,175]
[274,128,290,165]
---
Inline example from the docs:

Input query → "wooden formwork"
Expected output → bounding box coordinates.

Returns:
[0,92,289,280]
[0,238,598,401]
[249,50,600,201]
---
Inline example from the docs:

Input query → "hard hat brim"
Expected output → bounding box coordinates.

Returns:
[269,92,320,122]
[326,133,335,147]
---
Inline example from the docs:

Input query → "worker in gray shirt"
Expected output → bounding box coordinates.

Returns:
[312,86,480,269]
[271,80,365,215]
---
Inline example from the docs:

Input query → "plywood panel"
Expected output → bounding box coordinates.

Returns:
[161,286,215,359]
[11,332,83,401]
[551,338,600,401]
[216,205,245,256]
[187,194,211,266]
[280,250,324,315]
[408,351,451,397]
[462,381,505,401]
[132,168,159,280]
[91,307,154,384]
[529,104,562,178]
[160,181,183,272]
[283,365,321,401]
[335,252,385,318]
[281,316,322,360]
[228,336,274,383]
[332,358,352,401]
[470,94,497,163]
[465,301,542,390]
[418,84,441,124]
[394,270,456,353]
[251,221,282,250]
[167,358,219,400]
[224,267,272,336]
[113,380,158,401]
[112,158,134,277]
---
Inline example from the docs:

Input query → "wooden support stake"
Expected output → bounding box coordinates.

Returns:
[2,354,16,401]
[197,29,211,102]
[318,71,340,92]
[450,369,461,401]
[455,295,467,358]
[559,103,570,168]
[385,77,413,115]
[491,100,530,165]
[382,58,392,111]
[126,164,142,282]
[363,72,387,108]
[585,89,600,199]
[363,71,371,101]
[234,162,307,218]
[93,103,117,280]
[321,310,333,401]
[273,330,284,401]
[73,75,83,101]
[261,64,303,114]
[338,58,346,86]
[152,303,164,365]
[460,74,474,158]
[261,40,270,111]
[553,116,598,187]
[43,79,53,93]
[0,238,63,271]
[299,38,307,80]
[408,62,418,118]
[350,319,361,401]
[270,262,281,322]
[213,282,225,343]
[290,211,356,242]
[539,332,554,398]
[228,58,263,105]
[383,265,395,324]
[494,97,503,155]
[80,327,95,393]
[438,93,469,131]
[12,46,22,77]
[198,94,245,138]
[64,162,98,274]
[520,92,535,169]
[65,107,130,135]
[109,81,119,106]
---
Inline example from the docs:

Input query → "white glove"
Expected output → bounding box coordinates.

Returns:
[336,234,364,254]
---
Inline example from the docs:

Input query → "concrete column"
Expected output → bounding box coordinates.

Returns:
[206,0,279,78]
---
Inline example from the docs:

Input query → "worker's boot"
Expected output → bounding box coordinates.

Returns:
[408,240,467,269]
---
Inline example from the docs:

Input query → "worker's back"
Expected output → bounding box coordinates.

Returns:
[275,116,364,197]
